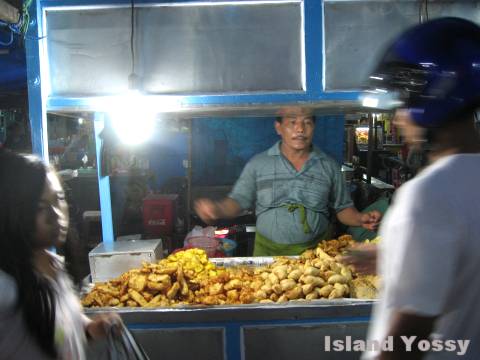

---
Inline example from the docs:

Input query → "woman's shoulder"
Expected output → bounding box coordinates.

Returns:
[0,270,19,313]
[46,250,66,269]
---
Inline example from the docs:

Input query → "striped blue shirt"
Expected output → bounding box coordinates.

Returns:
[229,141,353,244]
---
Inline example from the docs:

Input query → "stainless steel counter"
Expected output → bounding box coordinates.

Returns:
[86,299,374,360]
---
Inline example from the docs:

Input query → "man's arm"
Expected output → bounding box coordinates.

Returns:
[379,311,436,360]
[195,156,258,224]
[336,207,382,230]
[194,197,242,224]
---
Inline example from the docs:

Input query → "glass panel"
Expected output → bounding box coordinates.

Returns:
[46,1,303,96]
[47,112,101,283]
[324,0,419,91]
[324,0,480,91]
[46,112,190,280]
[140,2,303,93]
[0,109,30,151]
[46,8,130,96]
[100,115,188,244]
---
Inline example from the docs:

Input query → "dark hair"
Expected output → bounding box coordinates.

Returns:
[275,116,316,123]
[0,150,57,358]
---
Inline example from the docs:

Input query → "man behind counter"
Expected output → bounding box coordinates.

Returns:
[195,109,381,256]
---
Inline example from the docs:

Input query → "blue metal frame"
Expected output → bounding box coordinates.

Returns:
[26,0,360,243]
[125,316,371,360]
[94,113,115,245]
[26,0,48,158]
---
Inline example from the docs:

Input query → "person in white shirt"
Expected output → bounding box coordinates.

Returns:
[347,17,480,359]
[0,150,121,359]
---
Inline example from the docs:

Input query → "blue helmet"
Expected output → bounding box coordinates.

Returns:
[362,17,480,128]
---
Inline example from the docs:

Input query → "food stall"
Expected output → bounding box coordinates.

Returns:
[83,239,378,360]
[24,0,468,359]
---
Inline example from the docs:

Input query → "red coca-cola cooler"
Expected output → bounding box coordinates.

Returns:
[143,194,178,236]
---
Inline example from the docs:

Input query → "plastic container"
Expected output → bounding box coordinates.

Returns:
[186,236,219,257]
[220,238,237,257]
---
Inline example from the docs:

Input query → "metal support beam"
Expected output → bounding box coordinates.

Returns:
[25,0,48,159]
[94,113,115,248]
[0,0,19,24]
[366,113,374,185]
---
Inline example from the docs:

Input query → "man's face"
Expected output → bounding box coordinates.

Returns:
[275,115,315,151]
[393,109,426,149]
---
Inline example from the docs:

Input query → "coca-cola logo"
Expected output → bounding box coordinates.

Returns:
[148,219,166,226]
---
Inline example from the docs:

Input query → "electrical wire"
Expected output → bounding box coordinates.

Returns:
[130,0,135,76]
[419,0,429,24]
[0,19,16,45]
[0,0,43,44]
[21,0,33,35]
[0,29,13,46]
[418,0,422,23]
[20,0,46,40]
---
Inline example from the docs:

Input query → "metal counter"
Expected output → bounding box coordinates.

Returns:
[86,299,374,360]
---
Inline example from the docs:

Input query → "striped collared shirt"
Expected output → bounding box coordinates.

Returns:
[229,141,353,245]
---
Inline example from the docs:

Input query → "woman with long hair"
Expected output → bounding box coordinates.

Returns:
[0,150,119,359]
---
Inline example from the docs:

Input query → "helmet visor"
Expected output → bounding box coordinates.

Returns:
[360,88,404,110]
[361,63,431,110]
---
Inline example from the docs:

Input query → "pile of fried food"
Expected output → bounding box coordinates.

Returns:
[82,235,380,308]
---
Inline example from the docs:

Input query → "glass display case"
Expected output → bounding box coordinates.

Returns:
[355,125,384,150]
[355,126,369,149]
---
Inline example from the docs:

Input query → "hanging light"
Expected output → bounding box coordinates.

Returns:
[109,91,156,145]
[109,0,155,145]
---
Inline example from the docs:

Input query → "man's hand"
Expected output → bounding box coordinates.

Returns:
[337,207,382,230]
[340,243,378,275]
[194,197,242,224]
[360,210,382,230]
[85,312,122,340]
[194,198,220,224]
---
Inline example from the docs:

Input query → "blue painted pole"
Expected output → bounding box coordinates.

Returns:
[225,324,242,360]
[25,0,48,158]
[94,112,115,248]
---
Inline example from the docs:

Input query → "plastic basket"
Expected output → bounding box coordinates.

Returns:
[186,236,219,257]
[220,238,237,257]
